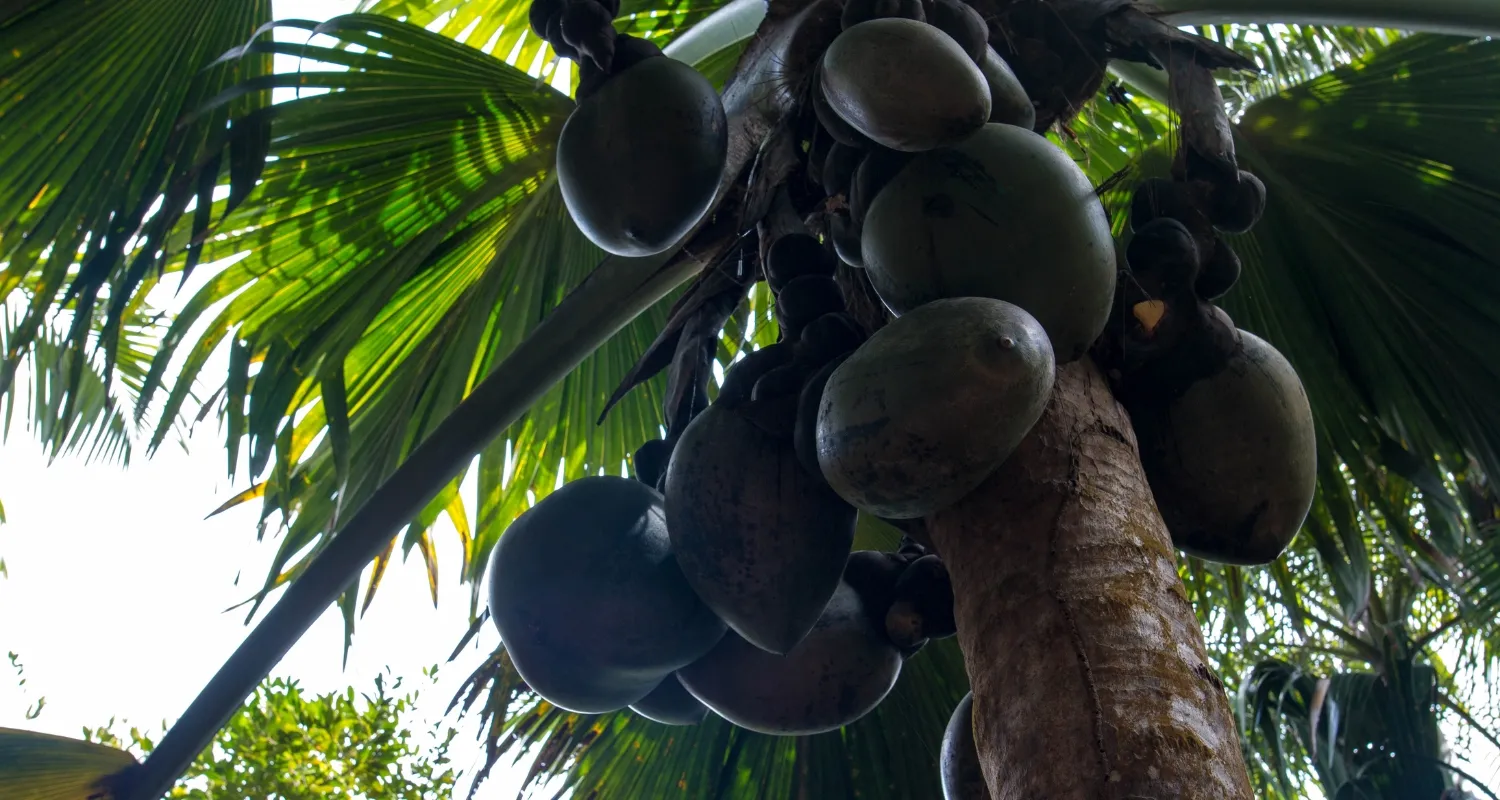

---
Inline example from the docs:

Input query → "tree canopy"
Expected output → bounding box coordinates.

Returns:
[2,673,457,800]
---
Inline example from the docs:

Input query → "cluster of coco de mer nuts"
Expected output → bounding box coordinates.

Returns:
[490,0,1317,792]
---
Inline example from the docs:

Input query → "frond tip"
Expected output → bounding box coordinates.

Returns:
[0,728,139,800]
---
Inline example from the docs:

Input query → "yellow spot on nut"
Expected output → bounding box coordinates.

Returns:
[1132,300,1167,334]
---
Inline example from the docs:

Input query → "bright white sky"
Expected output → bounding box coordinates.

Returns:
[0,1,1496,798]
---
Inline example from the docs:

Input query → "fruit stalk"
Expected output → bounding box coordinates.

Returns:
[926,359,1253,799]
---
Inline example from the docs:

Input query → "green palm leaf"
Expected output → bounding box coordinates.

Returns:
[1096,32,1500,631]
[1205,23,1401,105]
[0,728,137,800]
[1217,34,1500,626]
[1099,34,1500,795]
[128,14,670,618]
[1,296,167,465]
[357,0,743,90]
[0,0,272,412]
[1227,34,1500,481]
[138,12,763,623]
[90,8,764,788]
[1238,659,1460,800]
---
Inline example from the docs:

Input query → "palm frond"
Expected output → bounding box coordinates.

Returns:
[0,0,273,415]
[1065,23,1403,181]
[134,12,758,625]
[1221,35,1500,628]
[1,293,168,465]
[1239,659,1453,800]
[1097,32,1500,632]
[132,14,632,621]
[1229,34,1500,479]
[357,0,745,92]
[0,727,137,800]
[1200,24,1404,113]
[1082,34,1500,787]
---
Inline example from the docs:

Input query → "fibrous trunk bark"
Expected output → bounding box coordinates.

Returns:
[928,359,1253,799]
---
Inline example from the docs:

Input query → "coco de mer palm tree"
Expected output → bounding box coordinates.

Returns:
[5,1,1500,798]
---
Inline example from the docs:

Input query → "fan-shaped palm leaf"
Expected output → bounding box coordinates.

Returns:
[0,0,272,413]
[131,14,685,623]
[1096,32,1500,624]
[357,0,744,92]
[1094,32,1500,797]
[1212,36,1500,650]
[0,728,137,800]
[1153,0,1500,39]
[106,10,770,791]
[1237,658,1477,800]
[2,296,167,465]
[1226,34,1500,483]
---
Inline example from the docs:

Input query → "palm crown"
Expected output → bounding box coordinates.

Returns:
[3,0,1500,798]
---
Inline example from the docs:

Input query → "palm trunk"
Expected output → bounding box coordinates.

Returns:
[927,360,1253,799]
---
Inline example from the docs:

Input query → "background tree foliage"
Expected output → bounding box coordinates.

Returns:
[3,0,1500,798]
[84,674,458,800]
